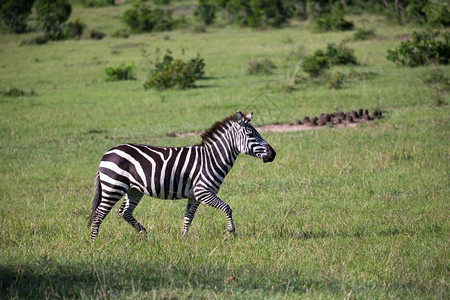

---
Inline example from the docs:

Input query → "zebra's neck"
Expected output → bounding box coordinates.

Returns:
[200,122,240,184]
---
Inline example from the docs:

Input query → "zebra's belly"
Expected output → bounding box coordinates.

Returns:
[142,185,195,200]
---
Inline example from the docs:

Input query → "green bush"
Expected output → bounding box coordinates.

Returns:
[105,63,136,81]
[62,17,85,39]
[387,30,449,67]
[20,34,49,45]
[326,72,346,89]
[301,50,329,78]
[1,87,35,97]
[301,41,358,78]
[325,41,358,65]
[82,0,115,8]
[314,2,354,32]
[34,0,72,38]
[111,28,130,38]
[0,0,34,33]
[122,2,174,33]
[144,52,205,90]
[247,58,276,75]
[89,28,105,40]
[195,0,216,25]
[406,0,450,27]
[353,28,376,41]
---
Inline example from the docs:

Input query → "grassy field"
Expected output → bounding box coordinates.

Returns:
[0,1,449,299]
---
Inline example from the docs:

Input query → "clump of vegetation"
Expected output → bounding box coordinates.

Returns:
[422,69,449,107]
[387,30,449,67]
[82,0,115,8]
[301,41,358,78]
[247,58,276,75]
[111,28,129,38]
[34,0,72,38]
[62,17,85,40]
[194,0,216,25]
[144,51,205,90]
[326,72,346,89]
[353,28,376,41]
[122,2,174,33]
[1,87,35,97]
[406,0,449,27]
[313,2,354,32]
[0,0,34,33]
[301,50,330,78]
[20,34,49,46]
[105,63,136,81]
[89,28,105,40]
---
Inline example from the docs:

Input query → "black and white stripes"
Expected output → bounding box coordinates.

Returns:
[88,111,276,241]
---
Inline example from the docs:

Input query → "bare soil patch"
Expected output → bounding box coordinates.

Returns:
[175,108,382,137]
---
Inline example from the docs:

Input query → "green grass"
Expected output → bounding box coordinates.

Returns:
[0,6,449,299]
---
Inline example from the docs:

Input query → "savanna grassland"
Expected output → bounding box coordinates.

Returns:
[0,1,449,299]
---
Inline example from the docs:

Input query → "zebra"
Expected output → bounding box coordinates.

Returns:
[88,111,276,241]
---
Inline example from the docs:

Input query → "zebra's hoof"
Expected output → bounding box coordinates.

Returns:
[228,229,235,237]
[139,230,147,238]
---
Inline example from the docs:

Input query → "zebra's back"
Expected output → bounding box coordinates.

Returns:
[99,143,202,200]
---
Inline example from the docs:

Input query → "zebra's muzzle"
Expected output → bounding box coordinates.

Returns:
[261,144,276,163]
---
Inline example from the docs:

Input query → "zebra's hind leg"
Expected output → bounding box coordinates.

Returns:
[182,198,200,236]
[90,195,123,242]
[118,188,147,237]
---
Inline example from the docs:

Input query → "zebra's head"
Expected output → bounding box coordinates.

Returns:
[234,111,276,163]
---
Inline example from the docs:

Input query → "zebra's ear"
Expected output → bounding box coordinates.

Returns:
[235,111,244,124]
[246,111,253,122]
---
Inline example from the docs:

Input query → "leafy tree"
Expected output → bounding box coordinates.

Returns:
[0,0,35,33]
[195,0,216,25]
[123,2,174,33]
[34,0,72,37]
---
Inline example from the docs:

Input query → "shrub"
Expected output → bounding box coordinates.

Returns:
[301,50,329,78]
[34,0,72,38]
[406,0,450,27]
[0,0,34,33]
[353,28,376,41]
[82,0,115,8]
[1,87,35,97]
[89,28,106,40]
[62,17,85,39]
[105,63,136,81]
[314,2,354,32]
[301,41,358,78]
[387,30,449,67]
[326,72,346,89]
[195,0,216,25]
[122,2,174,33]
[144,52,205,90]
[20,35,49,45]
[247,58,276,75]
[111,28,130,38]
[325,41,358,65]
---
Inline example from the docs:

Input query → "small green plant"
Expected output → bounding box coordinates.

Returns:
[353,28,376,41]
[62,17,85,39]
[122,2,174,33]
[105,63,136,81]
[301,50,329,78]
[144,52,205,90]
[387,30,449,67]
[247,58,276,75]
[111,29,129,38]
[82,0,115,7]
[89,29,105,40]
[1,87,35,97]
[326,72,346,89]
[325,41,358,65]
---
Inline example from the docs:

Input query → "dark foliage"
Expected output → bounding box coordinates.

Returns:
[144,52,205,90]
[0,0,34,33]
[314,2,354,32]
[82,0,115,8]
[122,2,174,33]
[34,0,72,37]
[387,30,449,67]
[195,0,216,25]
[105,63,136,81]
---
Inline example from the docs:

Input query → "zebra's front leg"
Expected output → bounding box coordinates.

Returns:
[182,198,200,236]
[195,189,235,235]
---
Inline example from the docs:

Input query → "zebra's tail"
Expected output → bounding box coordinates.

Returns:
[87,171,101,227]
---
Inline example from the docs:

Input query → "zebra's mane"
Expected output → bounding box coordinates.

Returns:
[200,113,250,144]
